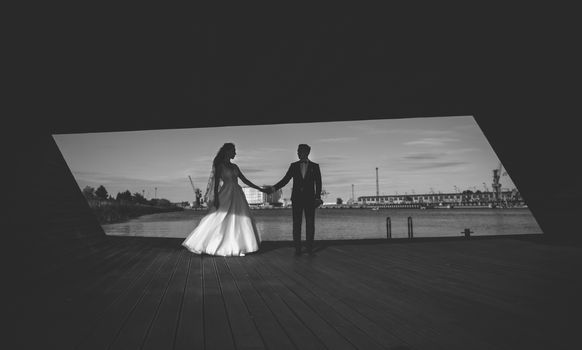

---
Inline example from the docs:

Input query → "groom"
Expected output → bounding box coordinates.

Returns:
[267,144,323,256]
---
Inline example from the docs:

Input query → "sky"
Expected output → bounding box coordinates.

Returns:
[53,115,517,203]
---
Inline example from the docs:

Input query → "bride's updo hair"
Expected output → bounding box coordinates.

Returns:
[213,143,235,168]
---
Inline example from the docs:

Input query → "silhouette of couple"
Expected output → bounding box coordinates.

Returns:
[182,143,323,257]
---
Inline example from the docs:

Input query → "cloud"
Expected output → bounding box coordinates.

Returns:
[319,168,372,184]
[316,155,352,166]
[190,155,214,163]
[453,122,479,131]
[232,148,292,163]
[345,124,409,135]
[256,147,288,152]
[406,161,467,170]
[395,149,469,171]
[403,137,460,146]
[316,137,358,143]
[401,148,477,162]
[417,129,456,136]
[448,148,479,154]
[402,152,446,161]
[344,122,462,137]
[238,167,267,175]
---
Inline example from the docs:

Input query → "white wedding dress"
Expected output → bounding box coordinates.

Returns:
[182,165,261,256]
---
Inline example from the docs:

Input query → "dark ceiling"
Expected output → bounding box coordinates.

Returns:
[39,15,490,134]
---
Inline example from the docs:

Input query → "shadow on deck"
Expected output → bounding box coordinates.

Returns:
[36,235,582,349]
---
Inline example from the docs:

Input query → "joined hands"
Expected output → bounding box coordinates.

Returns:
[261,186,275,194]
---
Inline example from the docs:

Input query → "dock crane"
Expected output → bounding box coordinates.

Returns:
[492,161,503,202]
[188,176,202,207]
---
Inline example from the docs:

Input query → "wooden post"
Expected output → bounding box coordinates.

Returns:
[386,217,391,239]
[407,216,413,239]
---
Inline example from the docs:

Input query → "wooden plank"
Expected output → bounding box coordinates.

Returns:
[321,244,512,349]
[44,238,121,302]
[46,238,158,348]
[173,253,204,350]
[249,254,356,350]
[306,241,571,349]
[75,244,175,350]
[202,256,237,350]
[54,237,147,293]
[77,238,152,289]
[329,242,561,348]
[70,243,168,349]
[263,249,392,350]
[214,258,266,349]
[228,257,295,350]
[44,237,118,278]
[77,240,162,318]
[108,246,183,350]
[333,243,527,349]
[237,254,326,350]
[269,247,461,350]
[141,249,189,350]
[267,247,414,349]
[38,236,582,349]
[358,243,545,312]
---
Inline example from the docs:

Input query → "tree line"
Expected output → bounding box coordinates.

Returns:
[82,185,175,207]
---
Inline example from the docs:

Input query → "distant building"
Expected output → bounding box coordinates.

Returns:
[358,190,522,206]
[242,187,266,205]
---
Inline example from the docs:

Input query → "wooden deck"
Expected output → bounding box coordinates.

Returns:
[36,236,582,349]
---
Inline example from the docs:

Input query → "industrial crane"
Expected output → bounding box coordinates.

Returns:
[188,175,196,193]
[188,176,202,207]
[492,161,503,202]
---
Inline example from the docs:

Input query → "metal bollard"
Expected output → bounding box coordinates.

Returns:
[407,216,413,239]
[386,217,392,239]
[461,228,473,239]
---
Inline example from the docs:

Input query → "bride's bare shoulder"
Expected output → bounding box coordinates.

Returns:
[218,162,239,174]
[231,163,241,173]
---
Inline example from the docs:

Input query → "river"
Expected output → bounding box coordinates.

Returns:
[102,207,543,240]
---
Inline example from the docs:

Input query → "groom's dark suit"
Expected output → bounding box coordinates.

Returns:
[273,160,322,253]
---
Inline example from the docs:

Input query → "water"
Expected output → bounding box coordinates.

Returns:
[102,208,543,240]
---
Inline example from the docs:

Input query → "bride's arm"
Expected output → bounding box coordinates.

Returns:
[234,165,263,191]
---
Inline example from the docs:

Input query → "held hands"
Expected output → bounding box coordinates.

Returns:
[261,186,275,194]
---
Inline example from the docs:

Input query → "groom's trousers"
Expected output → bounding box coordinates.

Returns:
[292,199,316,252]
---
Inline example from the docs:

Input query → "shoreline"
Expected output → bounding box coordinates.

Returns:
[89,201,184,224]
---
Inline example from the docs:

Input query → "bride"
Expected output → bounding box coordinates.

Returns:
[182,143,266,256]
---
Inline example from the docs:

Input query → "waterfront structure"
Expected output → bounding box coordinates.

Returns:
[242,186,266,205]
[358,190,522,206]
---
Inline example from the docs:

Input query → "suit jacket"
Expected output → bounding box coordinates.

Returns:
[274,160,322,202]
